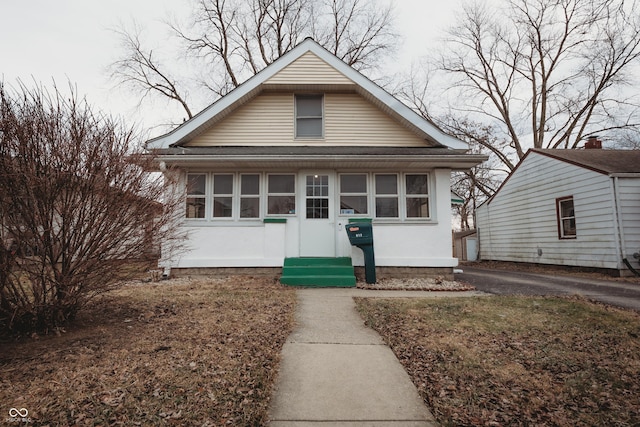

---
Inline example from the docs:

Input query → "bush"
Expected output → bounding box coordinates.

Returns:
[0,81,184,336]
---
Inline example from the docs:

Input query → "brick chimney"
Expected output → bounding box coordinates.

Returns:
[584,135,602,149]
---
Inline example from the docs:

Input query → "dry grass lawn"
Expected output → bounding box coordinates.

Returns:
[356,295,640,427]
[1,277,296,426]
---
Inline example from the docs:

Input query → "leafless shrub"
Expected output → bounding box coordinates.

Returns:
[0,81,185,336]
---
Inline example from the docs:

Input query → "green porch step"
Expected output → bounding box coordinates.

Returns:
[280,257,356,287]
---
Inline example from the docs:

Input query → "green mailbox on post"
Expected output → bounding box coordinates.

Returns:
[345,221,376,284]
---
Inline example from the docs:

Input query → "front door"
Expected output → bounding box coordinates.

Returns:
[299,172,335,257]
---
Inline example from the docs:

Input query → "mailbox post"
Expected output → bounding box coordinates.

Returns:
[345,222,376,284]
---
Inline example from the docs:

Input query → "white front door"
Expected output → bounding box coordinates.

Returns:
[299,172,336,257]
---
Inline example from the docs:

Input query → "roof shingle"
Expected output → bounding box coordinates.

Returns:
[533,149,640,174]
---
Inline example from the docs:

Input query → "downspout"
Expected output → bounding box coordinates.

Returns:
[612,176,640,277]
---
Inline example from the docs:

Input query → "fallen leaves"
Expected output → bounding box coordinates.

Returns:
[356,295,640,426]
[0,276,296,425]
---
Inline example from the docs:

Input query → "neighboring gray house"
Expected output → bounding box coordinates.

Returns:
[476,147,640,276]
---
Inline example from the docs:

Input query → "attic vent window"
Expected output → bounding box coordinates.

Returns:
[295,94,324,138]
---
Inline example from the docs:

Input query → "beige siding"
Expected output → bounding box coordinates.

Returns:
[325,94,425,146]
[188,94,294,146]
[187,93,426,147]
[266,52,353,85]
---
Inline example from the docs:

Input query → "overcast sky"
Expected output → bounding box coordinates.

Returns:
[0,0,460,133]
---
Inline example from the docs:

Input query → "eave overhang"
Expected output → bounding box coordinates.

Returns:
[152,147,487,171]
[145,38,470,151]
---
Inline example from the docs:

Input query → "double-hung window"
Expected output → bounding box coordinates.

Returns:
[295,94,323,138]
[405,174,430,218]
[340,174,368,215]
[372,173,430,220]
[186,173,206,219]
[267,174,296,215]
[240,174,260,218]
[557,196,576,238]
[375,174,399,218]
[212,174,233,218]
[185,173,262,220]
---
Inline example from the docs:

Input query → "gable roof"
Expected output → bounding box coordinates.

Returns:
[533,149,640,175]
[482,148,640,207]
[146,38,468,150]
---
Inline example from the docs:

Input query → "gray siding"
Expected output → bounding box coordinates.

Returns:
[476,152,620,269]
[618,178,640,263]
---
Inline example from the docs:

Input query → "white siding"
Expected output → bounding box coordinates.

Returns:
[476,152,620,269]
[618,177,640,264]
[187,93,426,147]
[167,169,456,268]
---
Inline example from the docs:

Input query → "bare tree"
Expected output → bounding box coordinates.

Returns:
[313,0,397,71]
[0,81,185,336]
[447,121,505,230]
[394,65,504,219]
[438,0,640,171]
[111,0,398,118]
[111,26,194,120]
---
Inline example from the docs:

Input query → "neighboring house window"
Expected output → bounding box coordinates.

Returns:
[295,94,323,138]
[240,174,260,218]
[339,174,368,215]
[405,174,429,218]
[556,196,576,238]
[213,174,233,218]
[375,174,399,218]
[186,173,206,219]
[268,174,296,215]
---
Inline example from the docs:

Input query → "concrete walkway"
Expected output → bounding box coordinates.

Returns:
[268,288,480,426]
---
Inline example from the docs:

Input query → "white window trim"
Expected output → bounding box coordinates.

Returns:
[373,173,400,219]
[294,94,325,139]
[557,196,576,239]
[184,172,264,222]
[211,173,234,220]
[403,173,431,221]
[338,173,369,217]
[239,173,261,220]
[185,172,208,221]
[183,171,436,223]
[266,173,297,216]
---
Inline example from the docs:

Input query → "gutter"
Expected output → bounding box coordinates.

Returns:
[612,176,640,277]
[153,154,488,170]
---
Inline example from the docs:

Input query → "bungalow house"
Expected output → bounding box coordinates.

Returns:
[147,38,486,284]
[475,145,640,276]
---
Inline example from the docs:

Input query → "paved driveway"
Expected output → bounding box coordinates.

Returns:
[455,266,640,312]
